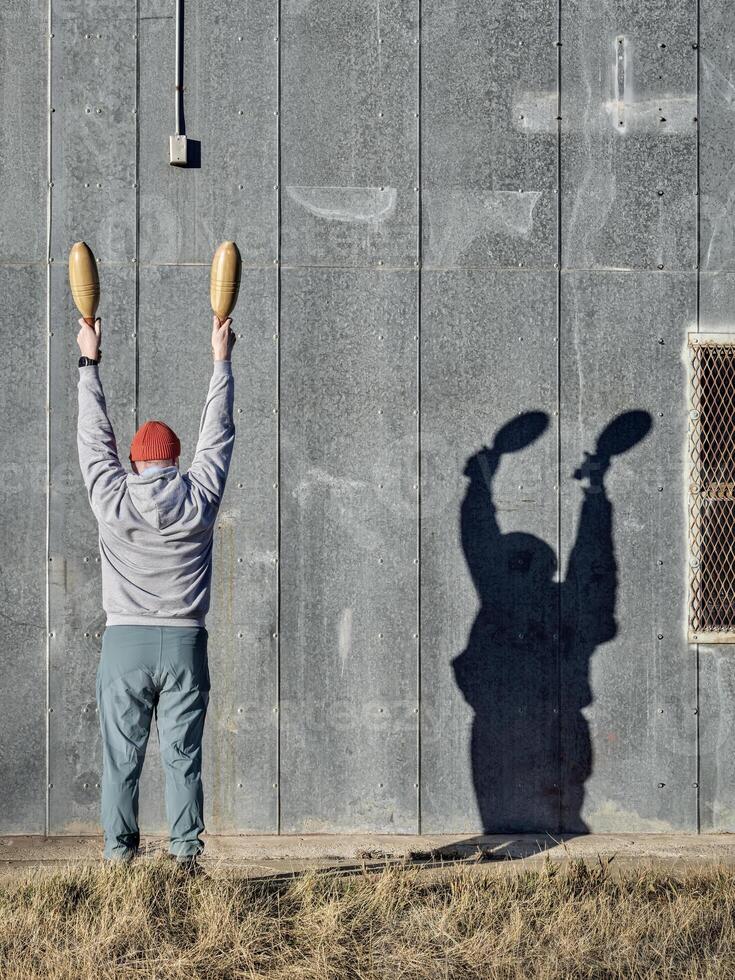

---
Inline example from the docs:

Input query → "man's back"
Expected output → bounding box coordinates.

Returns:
[77,350,235,628]
[96,466,218,627]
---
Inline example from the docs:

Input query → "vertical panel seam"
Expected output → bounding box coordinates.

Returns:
[695,0,701,834]
[276,0,282,836]
[45,0,53,838]
[134,0,140,430]
[416,0,422,837]
[556,0,563,834]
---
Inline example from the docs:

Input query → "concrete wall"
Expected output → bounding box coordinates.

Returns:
[1,0,732,835]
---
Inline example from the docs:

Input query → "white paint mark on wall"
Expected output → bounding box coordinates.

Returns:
[609,33,694,133]
[615,35,626,128]
[603,94,694,132]
[701,54,735,104]
[585,798,679,833]
[376,0,382,73]
[698,308,735,332]
[699,57,735,269]
[424,189,541,265]
[294,468,384,551]
[294,468,367,507]
[514,89,694,133]
[565,170,616,265]
[338,607,353,676]
[515,32,694,136]
[703,190,735,269]
[512,91,557,133]
[286,186,397,224]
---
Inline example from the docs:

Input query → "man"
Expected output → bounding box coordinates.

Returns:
[76,313,236,865]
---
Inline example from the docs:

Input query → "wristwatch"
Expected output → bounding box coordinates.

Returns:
[78,356,100,367]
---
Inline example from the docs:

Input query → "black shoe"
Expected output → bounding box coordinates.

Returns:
[171,853,203,876]
[104,848,137,865]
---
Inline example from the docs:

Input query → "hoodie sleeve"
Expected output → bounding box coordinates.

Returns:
[187,360,235,508]
[77,364,128,521]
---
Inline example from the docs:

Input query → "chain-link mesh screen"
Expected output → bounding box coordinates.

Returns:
[689,337,735,638]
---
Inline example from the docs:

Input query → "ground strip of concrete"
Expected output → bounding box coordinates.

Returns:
[3,833,735,878]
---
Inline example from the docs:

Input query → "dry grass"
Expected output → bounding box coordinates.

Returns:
[1,857,735,978]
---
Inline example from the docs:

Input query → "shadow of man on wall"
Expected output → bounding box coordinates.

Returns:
[451,410,652,835]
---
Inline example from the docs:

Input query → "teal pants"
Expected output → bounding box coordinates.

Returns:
[96,625,210,861]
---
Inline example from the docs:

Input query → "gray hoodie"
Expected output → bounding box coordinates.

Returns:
[77,360,235,627]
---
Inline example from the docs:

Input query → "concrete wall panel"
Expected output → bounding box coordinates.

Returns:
[49,0,137,262]
[421,0,557,270]
[0,0,47,262]
[700,1,735,271]
[0,267,48,833]
[0,0,48,833]
[561,0,697,271]
[137,0,277,265]
[696,271,735,831]
[48,263,136,833]
[279,268,418,833]
[560,271,696,832]
[136,266,279,834]
[420,269,559,833]
[699,646,735,831]
[281,0,418,268]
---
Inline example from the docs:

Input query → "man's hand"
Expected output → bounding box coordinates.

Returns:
[77,317,102,361]
[573,450,610,493]
[212,315,236,361]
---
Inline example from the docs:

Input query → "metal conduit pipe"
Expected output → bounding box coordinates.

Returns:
[175,0,183,136]
[169,0,188,165]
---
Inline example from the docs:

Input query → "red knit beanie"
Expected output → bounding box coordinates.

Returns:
[129,420,181,463]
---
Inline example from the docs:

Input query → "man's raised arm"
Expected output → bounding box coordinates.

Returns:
[76,316,127,520]
[187,315,237,507]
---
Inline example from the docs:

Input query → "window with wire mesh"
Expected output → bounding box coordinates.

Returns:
[689,337,735,638]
